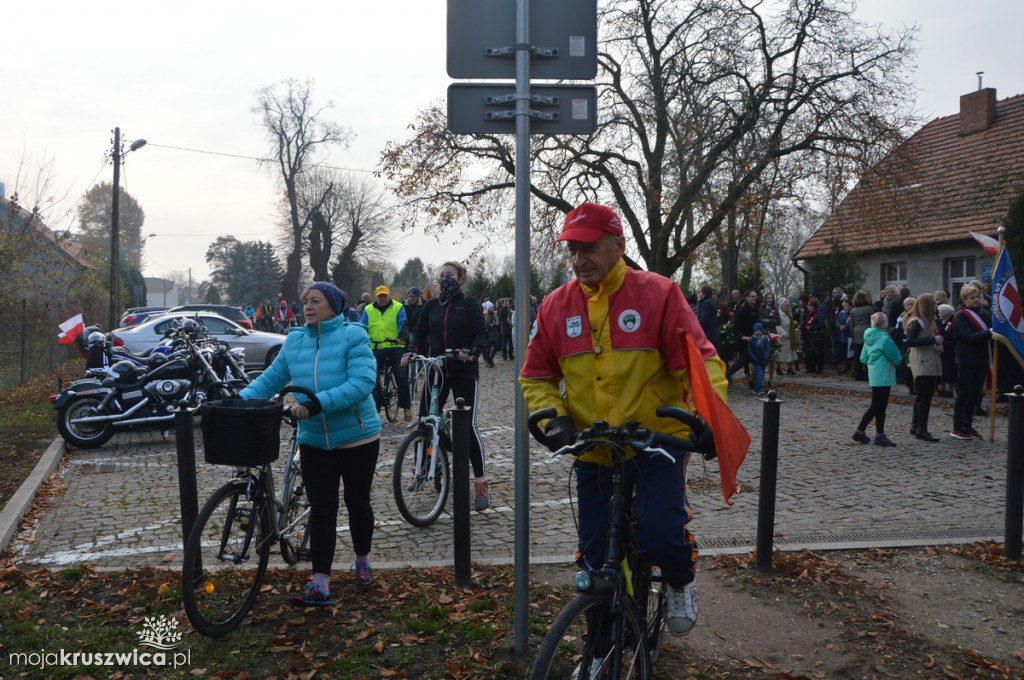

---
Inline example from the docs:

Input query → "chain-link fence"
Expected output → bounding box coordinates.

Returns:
[0,301,80,390]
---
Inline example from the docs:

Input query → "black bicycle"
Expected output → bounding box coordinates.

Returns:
[181,386,320,638]
[526,407,712,680]
[371,340,400,423]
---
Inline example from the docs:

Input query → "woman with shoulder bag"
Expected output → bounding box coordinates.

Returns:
[905,294,943,441]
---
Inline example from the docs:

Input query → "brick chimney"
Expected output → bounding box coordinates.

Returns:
[959,87,997,135]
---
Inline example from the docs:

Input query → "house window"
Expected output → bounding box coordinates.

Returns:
[947,257,977,305]
[882,262,907,288]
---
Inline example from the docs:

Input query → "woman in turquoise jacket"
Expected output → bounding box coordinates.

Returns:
[852,311,903,447]
[240,282,381,605]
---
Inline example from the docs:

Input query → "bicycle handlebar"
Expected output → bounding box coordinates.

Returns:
[276,385,322,418]
[526,406,714,460]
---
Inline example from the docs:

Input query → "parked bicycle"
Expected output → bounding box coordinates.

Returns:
[391,352,464,527]
[525,406,711,680]
[181,385,319,638]
[371,339,400,423]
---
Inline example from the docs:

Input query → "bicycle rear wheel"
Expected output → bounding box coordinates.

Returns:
[278,442,310,565]
[382,368,398,423]
[182,481,271,638]
[530,591,649,680]
[392,428,450,527]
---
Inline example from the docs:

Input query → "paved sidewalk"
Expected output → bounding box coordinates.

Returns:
[6,361,1013,572]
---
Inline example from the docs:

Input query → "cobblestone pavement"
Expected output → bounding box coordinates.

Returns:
[9,360,1012,572]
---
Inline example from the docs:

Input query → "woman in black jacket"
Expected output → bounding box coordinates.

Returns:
[404,261,491,509]
[950,284,992,440]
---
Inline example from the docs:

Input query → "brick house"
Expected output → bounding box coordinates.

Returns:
[794,88,1024,304]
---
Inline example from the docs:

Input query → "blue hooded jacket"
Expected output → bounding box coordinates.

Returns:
[239,315,380,449]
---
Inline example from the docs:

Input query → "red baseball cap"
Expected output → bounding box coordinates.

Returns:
[555,203,624,243]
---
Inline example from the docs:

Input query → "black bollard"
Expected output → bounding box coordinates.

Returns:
[756,390,782,572]
[1005,386,1024,561]
[450,397,473,586]
[175,400,202,583]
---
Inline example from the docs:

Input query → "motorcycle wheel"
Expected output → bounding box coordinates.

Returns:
[57,395,115,449]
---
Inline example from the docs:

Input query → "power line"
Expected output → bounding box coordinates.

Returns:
[146,142,375,174]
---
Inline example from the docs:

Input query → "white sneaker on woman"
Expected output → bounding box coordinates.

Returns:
[666,581,698,635]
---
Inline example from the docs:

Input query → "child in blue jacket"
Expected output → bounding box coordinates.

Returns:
[747,323,772,395]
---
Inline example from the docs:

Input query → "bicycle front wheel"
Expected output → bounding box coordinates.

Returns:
[633,562,666,665]
[382,368,398,423]
[182,482,272,638]
[530,591,649,680]
[392,428,450,527]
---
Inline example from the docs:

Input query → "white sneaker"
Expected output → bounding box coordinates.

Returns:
[571,658,603,680]
[666,582,698,635]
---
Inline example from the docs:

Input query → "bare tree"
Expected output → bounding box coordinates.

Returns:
[382,0,917,279]
[322,173,393,296]
[254,78,352,299]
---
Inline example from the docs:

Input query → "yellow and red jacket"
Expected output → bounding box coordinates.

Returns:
[519,259,726,464]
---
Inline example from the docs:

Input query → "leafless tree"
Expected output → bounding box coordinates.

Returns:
[382,0,917,280]
[254,78,352,299]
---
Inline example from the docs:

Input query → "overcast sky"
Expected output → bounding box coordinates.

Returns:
[2,0,1022,286]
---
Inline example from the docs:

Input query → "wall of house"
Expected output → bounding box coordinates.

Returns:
[855,243,993,303]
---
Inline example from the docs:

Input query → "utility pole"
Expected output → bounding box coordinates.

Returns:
[109,127,121,330]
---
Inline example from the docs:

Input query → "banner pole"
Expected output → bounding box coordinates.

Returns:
[990,342,999,441]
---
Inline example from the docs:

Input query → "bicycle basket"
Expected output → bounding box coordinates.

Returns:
[200,398,283,466]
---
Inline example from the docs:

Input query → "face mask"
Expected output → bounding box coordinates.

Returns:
[439,275,461,300]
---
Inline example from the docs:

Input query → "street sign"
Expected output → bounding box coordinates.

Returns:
[447,83,597,135]
[447,0,597,80]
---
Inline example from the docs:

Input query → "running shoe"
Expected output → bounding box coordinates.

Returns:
[288,583,331,607]
[474,479,491,511]
[351,562,374,588]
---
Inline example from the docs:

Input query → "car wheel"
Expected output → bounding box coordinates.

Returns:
[264,346,280,368]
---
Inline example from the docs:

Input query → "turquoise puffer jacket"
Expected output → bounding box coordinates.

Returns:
[860,326,902,387]
[239,315,380,449]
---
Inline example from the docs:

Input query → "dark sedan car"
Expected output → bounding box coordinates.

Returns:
[165,304,254,329]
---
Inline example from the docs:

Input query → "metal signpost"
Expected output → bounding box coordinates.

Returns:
[447,0,597,654]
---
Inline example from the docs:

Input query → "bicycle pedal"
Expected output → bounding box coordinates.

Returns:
[295,549,311,561]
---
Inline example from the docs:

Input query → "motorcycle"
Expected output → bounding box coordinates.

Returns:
[54,318,252,449]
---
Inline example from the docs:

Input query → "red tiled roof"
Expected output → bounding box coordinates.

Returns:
[795,92,1024,260]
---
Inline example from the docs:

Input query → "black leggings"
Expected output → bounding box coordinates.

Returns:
[299,439,380,575]
[857,385,892,434]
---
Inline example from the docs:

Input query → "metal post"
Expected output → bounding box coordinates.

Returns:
[512,0,533,655]
[110,127,121,331]
[20,299,28,383]
[451,397,473,586]
[175,400,202,582]
[1005,386,1024,561]
[756,391,782,572]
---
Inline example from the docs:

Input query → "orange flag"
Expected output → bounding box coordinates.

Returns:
[678,329,750,505]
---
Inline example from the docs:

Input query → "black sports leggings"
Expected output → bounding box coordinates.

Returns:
[299,439,380,575]
[857,386,892,434]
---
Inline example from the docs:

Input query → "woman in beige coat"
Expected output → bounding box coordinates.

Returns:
[905,293,944,442]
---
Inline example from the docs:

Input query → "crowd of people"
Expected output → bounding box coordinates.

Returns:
[695,281,1003,446]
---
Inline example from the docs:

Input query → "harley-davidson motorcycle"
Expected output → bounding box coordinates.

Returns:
[54,319,254,449]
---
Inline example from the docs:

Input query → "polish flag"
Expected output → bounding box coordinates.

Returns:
[57,314,85,344]
[970,231,999,256]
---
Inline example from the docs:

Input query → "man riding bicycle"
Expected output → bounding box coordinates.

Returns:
[361,286,413,421]
[518,202,727,637]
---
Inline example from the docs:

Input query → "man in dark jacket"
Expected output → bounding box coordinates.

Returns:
[697,285,720,353]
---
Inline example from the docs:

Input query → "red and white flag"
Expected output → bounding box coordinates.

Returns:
[57,314,85,344]
[970,231,999,256]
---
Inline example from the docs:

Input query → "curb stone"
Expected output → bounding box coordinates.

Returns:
[0,437,66,552]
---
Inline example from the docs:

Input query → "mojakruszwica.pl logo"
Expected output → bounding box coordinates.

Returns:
[7,615,191,671]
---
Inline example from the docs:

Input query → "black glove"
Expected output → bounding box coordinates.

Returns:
[544,416,577,452]
[693,424,716,459]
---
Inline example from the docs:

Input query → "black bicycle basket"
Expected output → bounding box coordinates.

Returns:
[200,398,283,466]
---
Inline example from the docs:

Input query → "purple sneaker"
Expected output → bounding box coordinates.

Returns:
[851,430,870,444]
[873,433,896,447]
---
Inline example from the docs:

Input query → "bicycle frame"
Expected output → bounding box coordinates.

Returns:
[408,354,451,485]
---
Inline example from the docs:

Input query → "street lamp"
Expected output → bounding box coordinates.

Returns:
[109,127,147,329]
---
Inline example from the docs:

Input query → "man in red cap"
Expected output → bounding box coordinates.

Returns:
[519,202,727,638]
